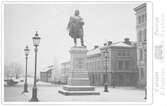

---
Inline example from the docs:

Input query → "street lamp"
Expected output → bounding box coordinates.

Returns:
[23,45,30,93]
[103,48,109,92]
[30,31,41,102]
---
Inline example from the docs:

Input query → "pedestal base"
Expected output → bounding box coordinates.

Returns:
[58,85,100,95]
[59,46,100,95]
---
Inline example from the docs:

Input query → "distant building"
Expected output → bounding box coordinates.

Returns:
[40,71,48,82]
[134,3,147,87]
[87,38,137,86]
[60,61,71,84]
[40,65,56,83]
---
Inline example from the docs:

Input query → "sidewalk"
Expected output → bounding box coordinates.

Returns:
[4,85,146,102]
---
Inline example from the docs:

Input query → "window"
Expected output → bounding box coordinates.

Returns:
[127,51,130,56]
[142,14,145,23]
[125,61,130,70]
[144,29,146,41]
[118,61,123,70]
[94,61,97,71]
[97,61,100,70]
[139,49,143,61]
[141,68,144,80]
[138,30,142,42]
[122,51,125,56]
[118,52,121,56]
[92,74,94,84]
[137,31,140,41]
[138,16,141,24]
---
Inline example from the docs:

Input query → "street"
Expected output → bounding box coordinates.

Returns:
[4,83,146,102]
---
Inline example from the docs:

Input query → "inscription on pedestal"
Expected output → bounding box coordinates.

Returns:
[74,57,84,69]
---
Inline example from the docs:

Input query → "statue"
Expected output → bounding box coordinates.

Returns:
[67,9,85,47]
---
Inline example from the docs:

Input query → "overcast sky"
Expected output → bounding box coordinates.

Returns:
[4,2,142,75]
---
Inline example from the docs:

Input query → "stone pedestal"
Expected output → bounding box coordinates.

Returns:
[59,46,100,95]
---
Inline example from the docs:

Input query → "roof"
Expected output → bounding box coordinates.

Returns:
[40,69,48,72]
[87,47,101,56]
[40,65,54,72]
[134,3,146,12]
[61,61,70,65]
[109,42,135,48]
[87,40,136,55]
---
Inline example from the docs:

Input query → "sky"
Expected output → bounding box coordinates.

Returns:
[4,2,142,75]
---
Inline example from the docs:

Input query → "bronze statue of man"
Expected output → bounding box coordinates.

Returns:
[67,9,85,47]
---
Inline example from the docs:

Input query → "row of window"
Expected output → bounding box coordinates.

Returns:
[87,61,105,71]
[90,74,105,84]
[87,60,132,71]
[118,50,130,56]
[137,13,146,24]
[117,60,130,70]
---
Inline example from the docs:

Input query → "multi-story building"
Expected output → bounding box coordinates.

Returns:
[87,38,137,86]
[60,61,71,84]
[134,3,147,87]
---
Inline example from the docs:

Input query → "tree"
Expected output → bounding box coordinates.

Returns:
[4,62,23,79]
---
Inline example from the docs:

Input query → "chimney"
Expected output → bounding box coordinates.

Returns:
[107,41,112,45]
[94,45,99,49]
[124,38,131,45]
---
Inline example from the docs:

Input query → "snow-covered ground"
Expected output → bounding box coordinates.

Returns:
[5,77,55,87]
[4,85,146,102]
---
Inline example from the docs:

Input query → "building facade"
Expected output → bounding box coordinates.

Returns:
[40,71,48,82]
[134,3,147,87]
[60,61,71,84]
[40,65,56,82]
[87,38,138,86]
[87,45,104,86]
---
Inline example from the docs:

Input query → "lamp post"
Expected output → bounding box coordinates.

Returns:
[30,31,41,102]
[23,45,30,93]
[104,48,109,92]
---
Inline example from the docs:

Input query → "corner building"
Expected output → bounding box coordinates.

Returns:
[87,38,138,86]
[134,3,147,87]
